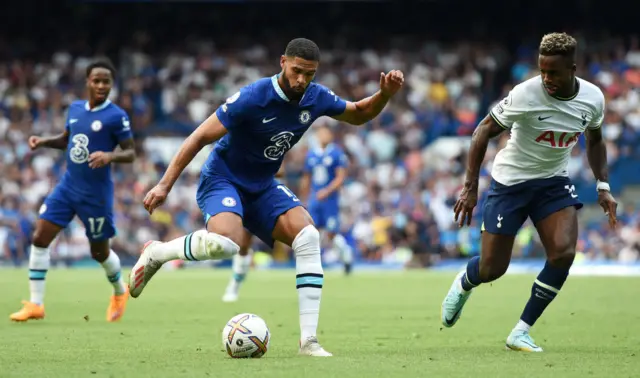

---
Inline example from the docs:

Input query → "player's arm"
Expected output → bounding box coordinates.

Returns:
[463,115,506,191]
[330,71,404,126]
[585,100,617,227]
[585,126,608,183]
[110,138,136,163]
[158,113,228,191]
[29,130,69,151]
[299,172,311,203]
[319,167,346,197]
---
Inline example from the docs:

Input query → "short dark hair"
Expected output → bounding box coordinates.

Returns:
[539,32,577,59]
[284,38,320,62]
[86,60,116,78]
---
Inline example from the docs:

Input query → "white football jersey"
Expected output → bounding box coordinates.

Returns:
[489,75,605,186]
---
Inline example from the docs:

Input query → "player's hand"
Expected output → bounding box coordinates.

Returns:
[316,188,331,201]
[28,136,43,150]
[88,151,113,169]
[379,70,404,98]
[144,184,170,215]
[453,186,478,228]
[598,190,618,229]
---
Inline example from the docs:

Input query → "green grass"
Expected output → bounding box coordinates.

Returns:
[1,269,639,378]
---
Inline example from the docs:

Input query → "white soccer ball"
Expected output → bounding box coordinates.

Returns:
[222,313,271,358]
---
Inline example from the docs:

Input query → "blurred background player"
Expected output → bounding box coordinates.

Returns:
[130,38,404,356]
[441,33,618,352]
[10,61,136,323]
[301,125,353,274]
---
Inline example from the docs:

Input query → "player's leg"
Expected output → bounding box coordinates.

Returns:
[10,197,71,322]
[325,213,353,275]
[244,182,330,357]
[129,177,243,298]
[441,180,529,328]
[507,179,582,352]
[222,229,254,302]
[76,202,129,321]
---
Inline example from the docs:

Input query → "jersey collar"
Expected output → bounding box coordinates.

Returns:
[271,74,312,105]
[85,99,111,112]
[271,75,290,102]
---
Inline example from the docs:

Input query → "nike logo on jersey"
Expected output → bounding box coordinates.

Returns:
[538,115,552,121]
[69,119,79,124]
[262,117,277,123]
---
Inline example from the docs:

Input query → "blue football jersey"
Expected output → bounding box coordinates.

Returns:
[304,143,348,203]
[60,100,132,199]
[203,75,347,193]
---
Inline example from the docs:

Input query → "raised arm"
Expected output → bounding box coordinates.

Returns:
[331,71,404,126]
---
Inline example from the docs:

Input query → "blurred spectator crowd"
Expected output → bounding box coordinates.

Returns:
[1,31,639,267]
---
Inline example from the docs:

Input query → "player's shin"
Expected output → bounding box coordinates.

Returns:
[460,256,482,292]
[28,245,50,305]
[101,250,127,295]
[150,230,239,263]
[293,225,324,341]
[332,234,353,264]
[515,260,570,332]
[226,250,252,292]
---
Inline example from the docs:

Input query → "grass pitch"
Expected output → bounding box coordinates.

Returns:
[1,268,639,377]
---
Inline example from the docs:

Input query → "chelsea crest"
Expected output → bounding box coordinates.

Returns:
[299,110,311,124]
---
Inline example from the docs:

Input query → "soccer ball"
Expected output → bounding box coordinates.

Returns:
[222,313,271,358]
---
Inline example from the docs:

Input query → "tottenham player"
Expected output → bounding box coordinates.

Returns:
[129,38,404,356]
[10,61,135,323]
[301,125,353,274]
[441,32,617,352]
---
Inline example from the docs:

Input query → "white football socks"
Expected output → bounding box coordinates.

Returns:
[226,250,253,293]
[332,233,353,265]
[294,225,324,341]
[28,245,50,305]
[101,250,127,295]
[150,229,239,263]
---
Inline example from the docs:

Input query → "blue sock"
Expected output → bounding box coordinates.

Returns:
[460,256,481,291]
[519,261,570,327]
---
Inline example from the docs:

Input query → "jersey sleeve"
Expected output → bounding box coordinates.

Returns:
[318,86,348,117]
[489,85,528,129]
[112,113,133,142]
[587,92,605,130]
[215,86,253,131]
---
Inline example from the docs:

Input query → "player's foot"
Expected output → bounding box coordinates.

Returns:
[299,337,332,357]
[10,301,45,322]
[344,263,352,275]
[129,241,163,298]
[222,292,239,303]
[506,330,543,352]
[441,270,473,328]
[106,291,129,322]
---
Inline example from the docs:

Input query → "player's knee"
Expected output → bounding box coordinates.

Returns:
[293,225,320,256]
[32,229,53,249]
[548,247,576,269]
[478,255,509,282]
[90,241,110,263]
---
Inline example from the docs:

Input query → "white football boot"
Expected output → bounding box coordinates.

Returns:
[441,270,473,327]
[299,337,333,357]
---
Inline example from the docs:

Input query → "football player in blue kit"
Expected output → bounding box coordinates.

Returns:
[129,38,404,356]
[10,61,135,323]
[302,125,353,274]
